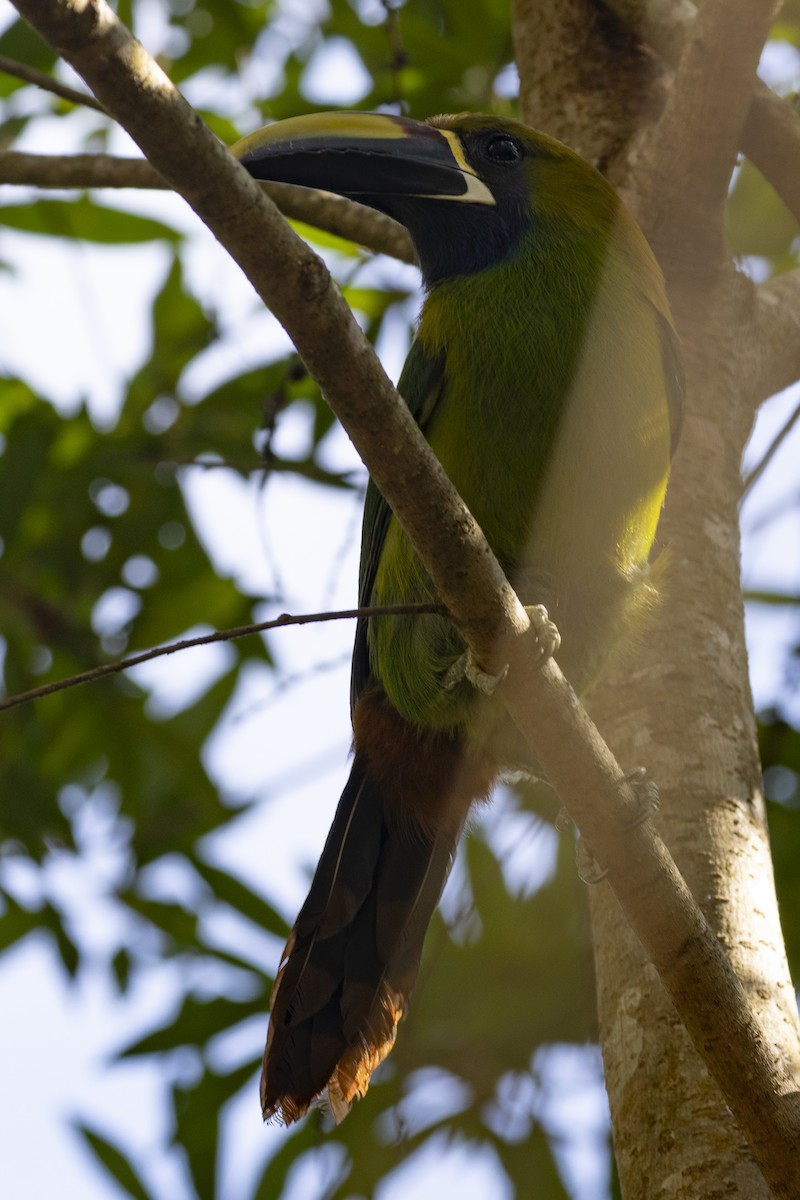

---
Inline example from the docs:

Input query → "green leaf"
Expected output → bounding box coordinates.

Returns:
[111,947,133,993]
[41,902,81,977]
[72,1123,154,1200]
[252,1121,324,1200]
[120,992,266,1058]
[392,830,594,1095]
[289,219,366,258]
[173,1061,261,1200]
[760,714,800,981]
[191,856,290,938]
[0,19,58,76]
[122,895,200,948]
[0,198,182,244]
[726,158,800,274]
[0,888,45,954]
[488,1123,567,1197]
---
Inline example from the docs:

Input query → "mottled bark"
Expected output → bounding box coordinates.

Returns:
[514,1,800,1196]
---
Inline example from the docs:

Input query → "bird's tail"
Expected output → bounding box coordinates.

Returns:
[261,689,494,1124]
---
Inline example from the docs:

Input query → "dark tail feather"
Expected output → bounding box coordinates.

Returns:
[260,753,462,1124]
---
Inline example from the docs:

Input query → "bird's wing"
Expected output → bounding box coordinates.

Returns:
[654,307,685,458]
[350,337,446,713]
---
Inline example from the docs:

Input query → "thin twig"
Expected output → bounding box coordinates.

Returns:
[0,603,442,713]
[381,0,408,107]
[743,588,800,605]
[0,51,106,112]
[742,394,800,498]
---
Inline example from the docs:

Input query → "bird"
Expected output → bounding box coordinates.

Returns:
[232,111,683,1125]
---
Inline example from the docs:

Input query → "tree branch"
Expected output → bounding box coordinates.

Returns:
[511,0,666,173]
[11,2,800,1193]
[636,0,784,266]
[742,390,800,498]
[0,604,441,713]
[0,50,105,111]
[752,267,800,402]
[0,149,416,263]
[0,148,163,187]
[741,84,800,229]
[610,0,800,228]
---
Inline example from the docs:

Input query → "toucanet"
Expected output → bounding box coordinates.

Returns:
[232,111,683,1125]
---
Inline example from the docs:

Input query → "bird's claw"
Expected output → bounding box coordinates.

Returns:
[557,767,660,885]
[617,766,660,830]
[575,838,608,885]
[524,604,561,662]
[444,649,508,695]
[444,605,560,696]
[554,805,571,833]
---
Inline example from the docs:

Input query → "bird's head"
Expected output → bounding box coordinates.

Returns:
[232,111,621,287]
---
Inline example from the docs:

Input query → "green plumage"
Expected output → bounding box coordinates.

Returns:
[356,118,680,736]
[234,110,683,1124]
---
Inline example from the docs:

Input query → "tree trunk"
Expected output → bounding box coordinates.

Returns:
[589,262,800,1198]
[514,0,800,1195]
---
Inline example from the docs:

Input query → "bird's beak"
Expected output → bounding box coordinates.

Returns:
[231,111,495,206]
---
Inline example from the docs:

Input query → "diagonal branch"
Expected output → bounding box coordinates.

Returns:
[0,149,416,263]
[11,2,800,1193]
[0,50,105,111]
[636,0,784,266]
[741,84,800,229]
[610,0,800,228]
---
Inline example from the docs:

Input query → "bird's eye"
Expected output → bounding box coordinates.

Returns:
[485,135,522,164]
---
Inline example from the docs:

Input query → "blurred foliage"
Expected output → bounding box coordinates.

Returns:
[727,158,800,275]
[0,1,799,1199]
[759,710,800,980]
[727,0,800,275]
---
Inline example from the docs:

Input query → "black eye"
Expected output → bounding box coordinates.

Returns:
[485,134,522,164]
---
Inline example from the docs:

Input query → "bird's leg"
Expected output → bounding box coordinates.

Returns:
[444,604,561,696]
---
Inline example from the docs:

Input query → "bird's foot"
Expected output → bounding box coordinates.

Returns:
[557,767,660,884]
[524,604,561,662]
[444,605,560,697]
[575,838,608,885]
[444,650,508,695]
[555,804,571,833]
[617,766,661,829]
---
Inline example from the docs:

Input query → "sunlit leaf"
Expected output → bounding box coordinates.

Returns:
[0,198,182,243]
